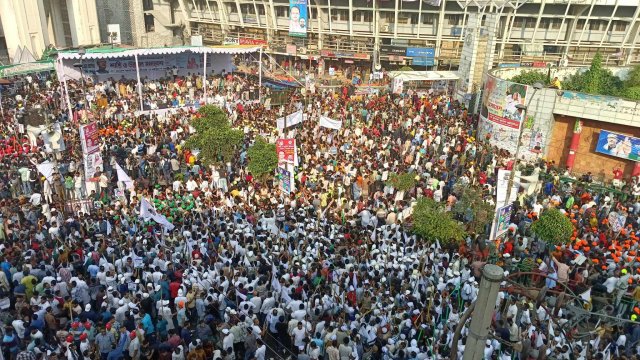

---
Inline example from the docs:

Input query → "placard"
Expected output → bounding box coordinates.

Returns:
[289,0,308,37]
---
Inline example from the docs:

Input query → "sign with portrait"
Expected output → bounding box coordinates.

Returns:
[289,0,308,37]
[595,130,640,162]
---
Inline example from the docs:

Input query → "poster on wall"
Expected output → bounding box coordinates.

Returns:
[595,130,640,162]
[478,75,530,153]
[289,0,308,37]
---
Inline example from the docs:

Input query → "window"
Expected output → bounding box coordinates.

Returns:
[422,14,434,25]
[226,4,237,14]
[576,19,586,30]
[275,6,288,17]
[308,6,315,19]
[551,19,561,29]
[143,0,153,11]
[353,10,372,22]
[614,20,627,31]
[240,4,255,14]
[589,20,602,31]
[409,13,419,24]
[524,19,535,28]
[539,18,549,28]
[338,9,349,21]
[513,17,523,28]
[257,5,265,15]
[384,12,395,23]
[447,15,460,26]
[144,14,155,32]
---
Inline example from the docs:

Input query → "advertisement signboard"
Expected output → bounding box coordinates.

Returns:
[289,0,308,37]
[380,45,406,55]
[595,130,640,162]
[278,167,291,194]
[491,204,514,239]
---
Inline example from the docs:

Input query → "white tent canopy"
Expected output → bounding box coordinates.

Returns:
[388,70,459,82]
[56,45,261,60]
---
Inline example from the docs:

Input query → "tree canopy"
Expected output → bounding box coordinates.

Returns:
[509,70,548,86]
[386,172,417,192]
[531,208,574,246]
[412,198,465,246]
[247,136,279,181]
[184,105,244,165]
[452,184,494,235]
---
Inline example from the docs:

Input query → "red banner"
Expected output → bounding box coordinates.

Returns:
[276,138,296,163]
[239,38,267,46]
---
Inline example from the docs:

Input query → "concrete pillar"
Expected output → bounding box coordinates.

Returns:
[1,0,47,61]
[565,119,583,171]
[463,264,503,360]
[456,12,481,99]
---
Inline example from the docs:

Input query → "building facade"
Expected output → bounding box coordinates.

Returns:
[483,65,640,181]
[172,0,640,69]
[0,0,100,63]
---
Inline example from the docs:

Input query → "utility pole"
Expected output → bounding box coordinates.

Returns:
[463,264,504,360]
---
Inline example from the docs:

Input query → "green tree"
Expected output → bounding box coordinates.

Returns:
[184,105,244,165]
[620,86,640,100]
[452,184,494,234]
[247,136,279,181]
[531,208,574,246]
[412,198,466,246]
[564,52,623,96]
[510,70,548,86]
[625,65,640,88]
[386,172,417,192]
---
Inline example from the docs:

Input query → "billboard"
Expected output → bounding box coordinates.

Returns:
[478,75,530,153]
[289,0,307,37]
[79,122,100,155]
[595,130,640,162]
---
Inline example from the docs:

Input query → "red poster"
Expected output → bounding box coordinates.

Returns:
[276,138,295,163]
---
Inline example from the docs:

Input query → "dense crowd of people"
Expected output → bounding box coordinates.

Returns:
[0,55,639,360]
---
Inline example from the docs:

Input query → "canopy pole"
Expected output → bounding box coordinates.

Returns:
[134,54,143,110]
[258,47,263,104]
[203,52,207,105]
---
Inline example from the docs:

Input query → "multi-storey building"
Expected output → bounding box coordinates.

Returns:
[173,0,640,69]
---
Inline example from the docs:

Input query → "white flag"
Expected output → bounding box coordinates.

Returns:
[140,198,174,231]
[115,162,134,190]
[579,288,591,302]
[352,272,358,290]
[36,161,56,183]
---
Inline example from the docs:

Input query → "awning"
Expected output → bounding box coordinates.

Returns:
[0,61,55,78]
[56,45,260,60]
[387,70,459,82]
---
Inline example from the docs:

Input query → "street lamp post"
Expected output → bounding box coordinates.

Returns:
[503,81,544,206]
[73,47,87,108]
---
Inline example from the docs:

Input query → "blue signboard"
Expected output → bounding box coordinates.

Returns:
[595,130,640,162]
[406,47,435,66]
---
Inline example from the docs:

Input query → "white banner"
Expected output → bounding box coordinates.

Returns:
[495,169,520,209]
[276,111,304,129]
[392,77,404,94]
[319,115,342,130]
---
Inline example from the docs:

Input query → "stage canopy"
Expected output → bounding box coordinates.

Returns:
[56,45,260,60]
[388,70,460,82]
[56,45,261,82]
